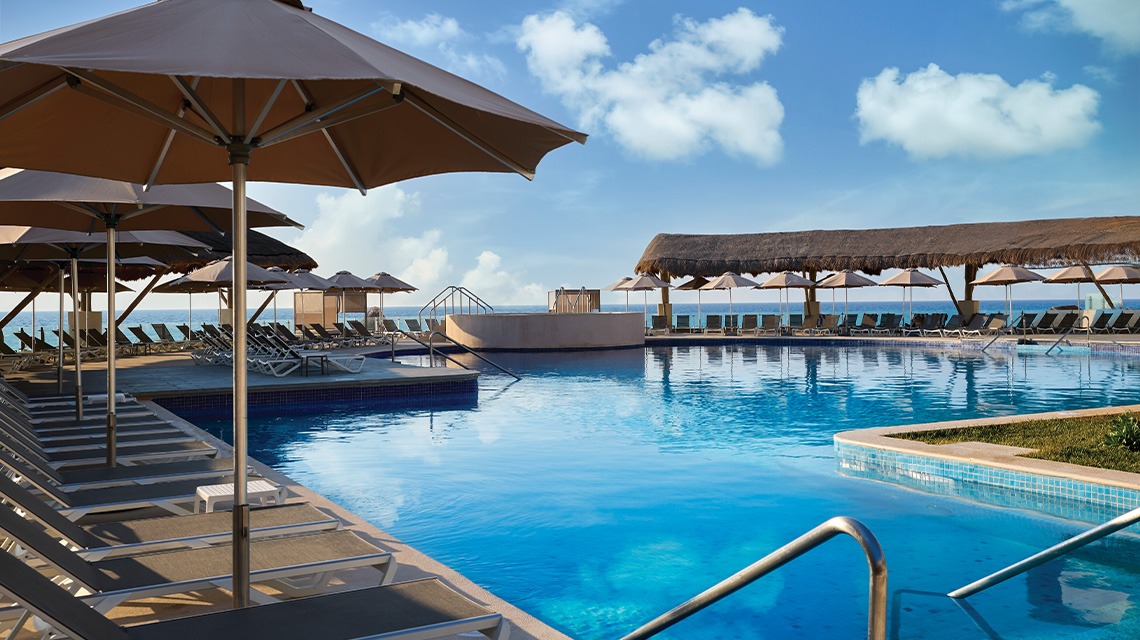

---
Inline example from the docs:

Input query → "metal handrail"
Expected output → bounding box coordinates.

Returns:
[949,505,1140,599]
[389,329,520,380]
[619,516,888,640]
[1045,315,1091,354]
[418,286,494,326]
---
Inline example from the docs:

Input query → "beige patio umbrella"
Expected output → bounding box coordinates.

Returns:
[325,270,385,325]
[1094,265,1140,307]
[701,272,761,321]
[604,277,634,312]
[0,226,207,429]
[366,272,417,318]
[1043,265,1101,307]
[879,268,942,320]
[675,276,710,329]
[0,0,584,607]
[619,274,672,323]
[970,265,1044,319]
[0,168,299,462]
[816,270,877,316]
[758,271,816,324]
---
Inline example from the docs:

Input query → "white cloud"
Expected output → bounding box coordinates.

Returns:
[1082,64,1117,84]
[855,63,1101,159]
[516,8,785,166]
[459,251,546,305]
[373,13,505,78]
[1001,0,1140,53]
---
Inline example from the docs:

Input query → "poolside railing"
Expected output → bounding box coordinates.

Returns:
[618,516,887,640]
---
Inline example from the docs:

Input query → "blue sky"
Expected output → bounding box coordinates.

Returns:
[1,0,1137,310]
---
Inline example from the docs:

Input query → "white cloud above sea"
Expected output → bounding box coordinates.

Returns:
[1001,0,1140,53]
[293,189,545,306]
[373,13,506,79]
[516,8,785,166]
[855,63,1101,159]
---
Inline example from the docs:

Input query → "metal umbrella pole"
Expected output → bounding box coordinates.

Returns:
[70,256,82,420]
[104,224,117,467]
[57,267,64,393]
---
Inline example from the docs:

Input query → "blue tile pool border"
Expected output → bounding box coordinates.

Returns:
[834,406,1140,525]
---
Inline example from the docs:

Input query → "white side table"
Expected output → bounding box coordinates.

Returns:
[194,480,287,513]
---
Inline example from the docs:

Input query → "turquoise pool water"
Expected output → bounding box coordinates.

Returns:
[186,345,1140,639]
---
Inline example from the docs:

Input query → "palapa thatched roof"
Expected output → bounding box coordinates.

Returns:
[635,216,1140,278]
[166,230,317,272]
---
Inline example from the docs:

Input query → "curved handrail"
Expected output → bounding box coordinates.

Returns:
[619,516,887,640]
[418,286,494,326]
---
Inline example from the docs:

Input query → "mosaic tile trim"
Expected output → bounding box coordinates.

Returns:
[834,440,1140,525]
[153,378,478,418]
[649,335,1140,355]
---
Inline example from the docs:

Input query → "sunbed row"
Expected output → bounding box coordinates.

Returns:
[647,308,1139,337]
[0,375,512,639]
[191,323,368,377]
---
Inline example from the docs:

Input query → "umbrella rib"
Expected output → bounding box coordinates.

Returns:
[63,68,219,146]
[144,77,201,190]
[401,89,535,180]
[247,80,288,140]
[258,99,401,149]
[170,75,232,142]
[321,129,367,195]
[0,73,69,122]
[184,205,226,235]
[255,84,390,147]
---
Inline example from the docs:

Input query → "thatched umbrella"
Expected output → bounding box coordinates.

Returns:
[700,272,760,321]
[604,276,634,311]
[619,274,672,324]
[879,269,941,320]
[758,271,816,324]
[1094,265,1140,306]
[675,276,710,329]
[971,265,1044,318]
[817,270,877,316]
[1044,265,1100,307]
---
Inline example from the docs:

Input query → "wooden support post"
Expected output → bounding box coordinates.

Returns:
[0,270,57,330]
[116,273,163,325]
[1080,262,1115,309]
[938,266,960,311]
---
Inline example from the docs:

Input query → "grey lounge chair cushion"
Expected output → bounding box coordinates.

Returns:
[61,475,236,508]
[86,503,334,546]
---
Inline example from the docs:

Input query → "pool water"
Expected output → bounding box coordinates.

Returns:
[186,345,1140,639]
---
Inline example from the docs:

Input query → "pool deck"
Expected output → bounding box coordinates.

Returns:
[4,350,570,640]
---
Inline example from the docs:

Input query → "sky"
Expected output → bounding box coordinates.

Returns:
[0,0,1138,311]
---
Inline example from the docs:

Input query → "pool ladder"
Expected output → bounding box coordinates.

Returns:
[949,505,1140,599]
[389,329,520,380]
[619,516,887,640]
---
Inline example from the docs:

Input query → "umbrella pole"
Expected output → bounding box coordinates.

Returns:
[57,266,64,394]
[105,225,117,467]
[70,257,82,421]
[229,93,253,607]
[644,291,649,329]
[697,291,702,330]
[845,289,849,318]
[188,294,193,347]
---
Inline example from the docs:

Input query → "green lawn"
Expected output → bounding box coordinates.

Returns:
[892,413,1140,474]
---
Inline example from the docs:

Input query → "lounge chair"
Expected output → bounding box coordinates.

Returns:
[648,315,668,335]
[902,313,944,337]
[704,315,723,334]
[404,318,430,338]
[348,320,390,345]
[1049,311,1079,334]
[809,314,840,335]
[850,314,879,335]
[0,548,508,640]
[311,323,355,347]
[0,472,338,560]
[0,445,233,494]
[251,333,365,376]
[944,314,985,337]
[793,315,820,336]
[1103,309,1138,333]
[1006,312,1037,335]
[785,314,803,335]
[740,314,758,335]
[723,314,739,335]
[0,424,216,471]
[674,315,692,333]
[1028,311,1058,333]
[0,506,395,612]
[870,314,901,335]
[899,313,927,334]
[958,314,1005,337]
[837,314,859,335]
[381,318,402,338]
[757,314,780,335]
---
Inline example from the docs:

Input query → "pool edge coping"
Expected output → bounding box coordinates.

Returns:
[834,404,1140,491]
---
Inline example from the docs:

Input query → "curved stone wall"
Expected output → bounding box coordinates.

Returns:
[445,313,645,350]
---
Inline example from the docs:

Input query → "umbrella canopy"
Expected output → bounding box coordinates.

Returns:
[603,277,633,291]
[674,276,710,291]
[620,274,672,291]
[702,272,762,290]
[0,226,209,261]
[970,265,1045,286]
[153,274,218,295]
[367,272,417,293]
[878,268,942,288]
[181,257,291,289]
[1043,265,1097,284]
[816,270,876,316]
[0,168,300,232]
[1094,265,1140,284]
[817,270,877,288]
[0,0,584,608]
[0,271,131,293]
[325,270,384,291]
[757,272,816,289]
[287,269,337,291]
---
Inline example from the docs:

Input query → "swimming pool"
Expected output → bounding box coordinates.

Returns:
[185,345,1140,639]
